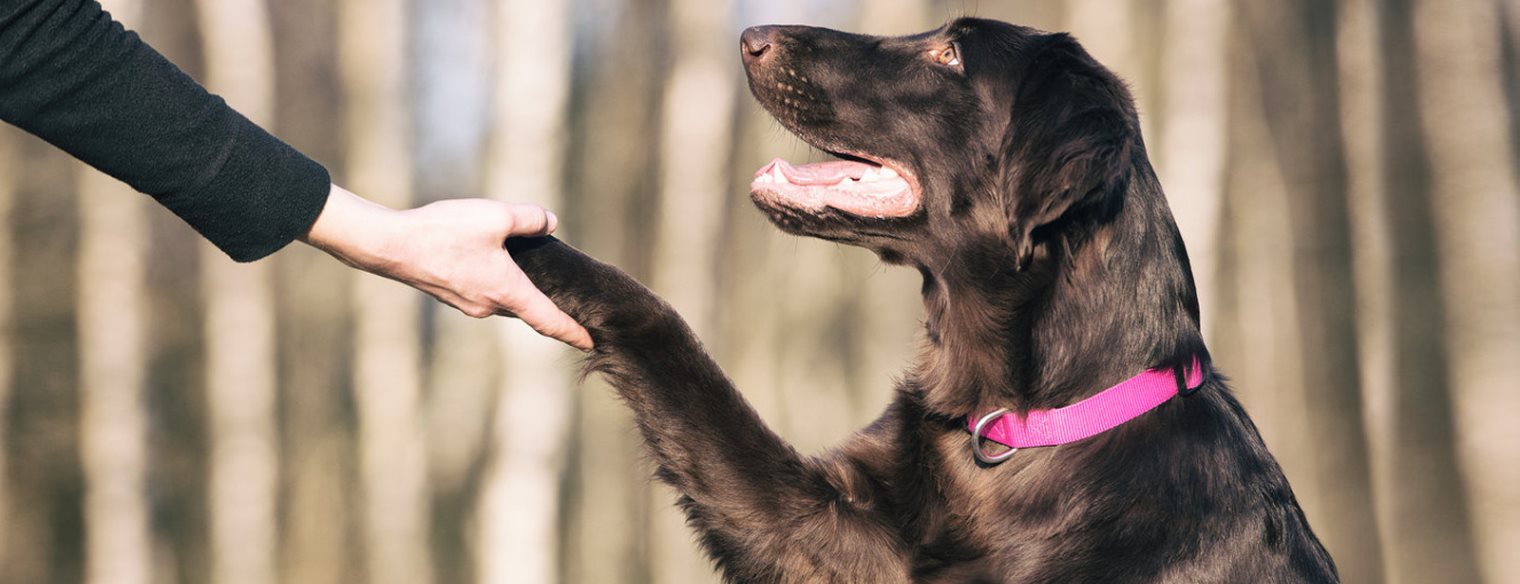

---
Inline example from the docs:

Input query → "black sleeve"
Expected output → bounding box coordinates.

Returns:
[0,0,331,262]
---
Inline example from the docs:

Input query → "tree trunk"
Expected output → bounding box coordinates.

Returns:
[1155,0,1229,334]
[0,120,16,582]
[651,0,736,341]
[559,2,670,582]
[1231,3,1384,581]
[476,0,576,582]
[644,0,741,580]
[1506,0,1520,178]
[1411,0,1520,581]
[73,3,153,583]
[118,2,210,580]
[4,104,87,584]
[1348,0,1485,581]
[1335,1,1405,581]
[407,1,496,582]
[337,0,434,582]
[192,1,282,583]
[1215,28,1315,574]
[75,108,153,584]
[264,0,360,581]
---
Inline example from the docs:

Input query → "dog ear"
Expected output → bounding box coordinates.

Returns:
[1000,34,1136,271]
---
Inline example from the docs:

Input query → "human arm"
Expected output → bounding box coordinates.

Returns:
[0,0,328,260]
[1,0,590,348]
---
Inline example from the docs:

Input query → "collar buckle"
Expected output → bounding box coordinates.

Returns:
[971,408,1018,465]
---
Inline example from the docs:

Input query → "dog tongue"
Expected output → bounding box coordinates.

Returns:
[767,158,873,184]
[750,157,919,218]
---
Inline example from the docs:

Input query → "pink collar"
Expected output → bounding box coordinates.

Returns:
[966,359,1204,463]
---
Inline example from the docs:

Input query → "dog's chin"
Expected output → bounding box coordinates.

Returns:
[748,156,922,224]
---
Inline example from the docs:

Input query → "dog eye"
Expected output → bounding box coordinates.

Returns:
[934,44,961,67]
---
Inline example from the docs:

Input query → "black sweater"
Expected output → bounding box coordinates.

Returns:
[0,0,330,262]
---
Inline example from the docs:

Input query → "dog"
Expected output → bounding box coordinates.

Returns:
[506,17,1338,583]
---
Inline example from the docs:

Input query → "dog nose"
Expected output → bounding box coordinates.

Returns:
[740,26,775,63]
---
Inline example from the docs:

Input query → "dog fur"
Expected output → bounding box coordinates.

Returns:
[506,18,1338,583]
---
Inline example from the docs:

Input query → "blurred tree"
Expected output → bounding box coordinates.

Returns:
[1412,0,1520,581]
[1155,0,1228,332]
[133,1,212,580]
[193,1,282,584]
[646,0,740,580]
[1214,27,1322,577]
[1230,3,1383,581]
[408,0,497,582]
[652,0,735,344]
[1347,0,1483,582]
[338,0,435,581]
[1337,0,1407,581]
[560,2,670,583]
[4,1,1520,582]
[77,2,152,584]
[476,0,577,582]
[4,74,86,584]
[0,115,15,581]
[265,0,363,581]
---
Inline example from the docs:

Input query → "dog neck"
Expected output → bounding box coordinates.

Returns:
[914,171,1206,417]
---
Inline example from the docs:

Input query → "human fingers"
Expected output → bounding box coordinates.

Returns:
[501,204,558,238]
[499,281,593,350]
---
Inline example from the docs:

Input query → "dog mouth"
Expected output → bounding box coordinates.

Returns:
[749,151,921,219]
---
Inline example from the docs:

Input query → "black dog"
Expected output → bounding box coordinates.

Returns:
[507,18,1337,583]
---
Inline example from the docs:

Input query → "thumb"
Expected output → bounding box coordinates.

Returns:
[503,204,558,238]
[504,284,593,351]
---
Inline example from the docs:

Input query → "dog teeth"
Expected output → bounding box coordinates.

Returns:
[755,173,773,183]
[772,166,786,183]
[851,167,899,183]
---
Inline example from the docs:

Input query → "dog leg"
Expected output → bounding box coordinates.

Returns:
[506,236,910,583]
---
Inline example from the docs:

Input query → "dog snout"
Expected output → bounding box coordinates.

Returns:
[741,26,778,63]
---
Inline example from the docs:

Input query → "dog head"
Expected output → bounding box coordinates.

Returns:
[742,18,1139,273]
[742,18,1193,411]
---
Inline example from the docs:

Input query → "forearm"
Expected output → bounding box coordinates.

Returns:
[0,0,589,347]
[0,0,330,261]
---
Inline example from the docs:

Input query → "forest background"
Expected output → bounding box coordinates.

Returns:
[2,0,1518,583]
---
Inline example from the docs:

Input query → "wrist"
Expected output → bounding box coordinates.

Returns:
[300,184,404,270]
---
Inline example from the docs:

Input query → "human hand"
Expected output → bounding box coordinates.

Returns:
[300,184,593,350]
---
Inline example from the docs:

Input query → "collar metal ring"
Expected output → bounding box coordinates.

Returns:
[972,407,1018,465]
